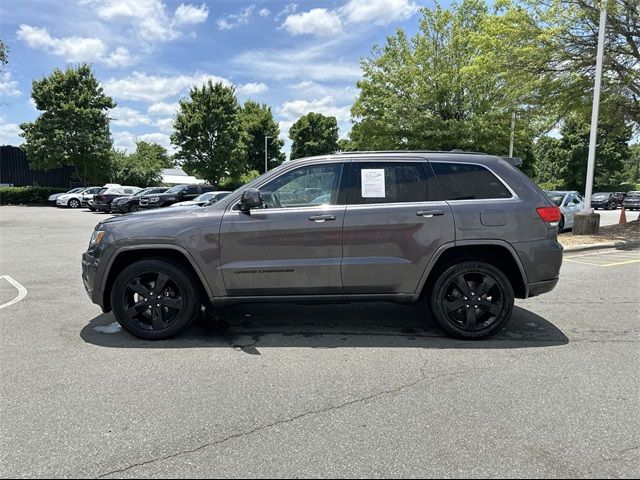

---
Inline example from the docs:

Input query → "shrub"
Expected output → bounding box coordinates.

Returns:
[537,181,566,191]
[0,186,68,205]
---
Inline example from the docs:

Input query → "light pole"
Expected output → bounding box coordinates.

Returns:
[574,0,607,235]
[264,136,271,173]
[508,111,516,158]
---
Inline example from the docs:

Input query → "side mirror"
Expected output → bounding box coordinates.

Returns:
[240,188,262,212]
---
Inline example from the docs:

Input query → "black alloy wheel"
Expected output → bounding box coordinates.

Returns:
[111,259,199,340]
[430,261,514,339]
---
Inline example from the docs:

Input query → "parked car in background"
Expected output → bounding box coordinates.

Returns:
[623,191,640,210]
[170,191,231,207]
[48,187,84,204]
[83,151,563,341]
[111,187,169,213]
[545,191,584,232]
[612,192,626,207]
[139,184,216,209]
[56,186,101,209]
[93,186,142,213]
[590,192,617,210]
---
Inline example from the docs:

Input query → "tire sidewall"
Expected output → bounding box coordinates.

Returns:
[68,198,80,208]
[430,261,514,339]
[111,259,200,340]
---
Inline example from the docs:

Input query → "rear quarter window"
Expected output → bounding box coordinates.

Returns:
[431,162,513,200]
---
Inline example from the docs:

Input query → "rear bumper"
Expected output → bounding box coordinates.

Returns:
[527,278,559,298]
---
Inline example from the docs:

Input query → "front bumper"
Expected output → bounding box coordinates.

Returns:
[56,198,67,207]
[82,251,99,301]
[95,203,112,212]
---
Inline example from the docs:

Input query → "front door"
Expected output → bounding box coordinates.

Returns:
[219,162,346,296]
[341,159,455,294]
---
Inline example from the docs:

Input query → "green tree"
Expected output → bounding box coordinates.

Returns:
[240,100,284,173]
[19,64,115,184]
[533,111,633,191]
[350,0,543,156]
[109,141,169,186]
[289,112,339,160]
[171,81,245,185]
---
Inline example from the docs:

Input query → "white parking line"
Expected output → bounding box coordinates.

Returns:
[0,275,28,309]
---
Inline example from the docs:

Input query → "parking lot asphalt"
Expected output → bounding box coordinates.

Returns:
[1,206,639,478]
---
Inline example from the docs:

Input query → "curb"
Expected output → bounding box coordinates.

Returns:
[564,240,640,253]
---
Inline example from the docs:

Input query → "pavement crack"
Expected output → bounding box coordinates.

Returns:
[94,366,469,479]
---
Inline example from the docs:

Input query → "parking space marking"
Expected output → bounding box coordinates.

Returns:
[565,249,640,267]
[0,275,28,309]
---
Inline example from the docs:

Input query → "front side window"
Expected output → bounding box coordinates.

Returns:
[348,162,435,205]
[259,163,343,208]
[185,185,199,194]
[431,162,512,200]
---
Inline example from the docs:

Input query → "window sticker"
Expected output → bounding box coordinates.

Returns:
[361,169,385,198]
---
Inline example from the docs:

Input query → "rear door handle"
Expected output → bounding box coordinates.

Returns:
[416,210,445,217]
[309,214,336,222]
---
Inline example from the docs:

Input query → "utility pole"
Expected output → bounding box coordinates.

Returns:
[264,136,271,173]
[509,111,516,158]
[574,1,607,235]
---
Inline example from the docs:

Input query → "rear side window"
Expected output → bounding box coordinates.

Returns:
[348,162,439,204]
[431,163,512,200]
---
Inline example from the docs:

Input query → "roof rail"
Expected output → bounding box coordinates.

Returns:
[335,150,488,155]
[501,156,523,166]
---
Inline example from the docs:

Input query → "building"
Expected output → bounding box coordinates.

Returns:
[0,145,75,188]
[161,167,204,186]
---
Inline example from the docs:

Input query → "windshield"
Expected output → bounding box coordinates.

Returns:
[545,193,565,206]
[166,185,185,194]
[134,188,152,197]
[592,193,609,199]
[68,188,84,194]
[627,191,640,198]
[195,192,214,201]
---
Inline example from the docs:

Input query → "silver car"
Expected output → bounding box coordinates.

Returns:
[544,191,584,232]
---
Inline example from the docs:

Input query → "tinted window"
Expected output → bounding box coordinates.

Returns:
[431,163,512,200]
[123,188,133,194]
[259,164,343,208]
[201,185,216,193]
[349,162,436,205]
[185,185,199,194]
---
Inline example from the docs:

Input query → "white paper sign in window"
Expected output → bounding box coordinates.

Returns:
[361,169,386,198]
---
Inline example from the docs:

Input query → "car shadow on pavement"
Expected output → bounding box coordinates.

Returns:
[80,303,568,353]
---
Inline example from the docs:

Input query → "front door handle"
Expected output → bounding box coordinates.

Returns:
[309,214,336,222]
[416,210,445,217]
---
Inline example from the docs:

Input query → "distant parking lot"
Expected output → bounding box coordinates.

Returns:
[1,205,639,478]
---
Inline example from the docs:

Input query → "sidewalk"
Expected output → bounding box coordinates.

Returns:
[560,218,640,252]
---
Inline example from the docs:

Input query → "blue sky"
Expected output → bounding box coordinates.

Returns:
[0,0,434,158]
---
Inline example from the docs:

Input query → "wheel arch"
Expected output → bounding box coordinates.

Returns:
[100,245,213,312]
[417,241,529,299]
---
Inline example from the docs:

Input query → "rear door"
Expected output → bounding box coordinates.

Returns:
[219,162,347,296]
[341,158,454,294]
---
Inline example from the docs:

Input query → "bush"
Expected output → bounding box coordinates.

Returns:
[0,186,68,205]
[537,181,566,191]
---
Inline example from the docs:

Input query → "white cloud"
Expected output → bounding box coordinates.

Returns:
[17,24,134,67]
[0,72,21,97]
[233,45,360,82]
[147,101,179,116]
[259,8,271,18]
[155,117,174,133]
[139,132,173,152]
[0,116,22,146]
[104,72,230,102]
[339,0,418,25]
[290,81,358,102]
[109,106,152,127]
[112,130,174,153]
[275,3,298,21]
[173,3,209,26]
[278,96,351,123]
[96,0,208,42]
[236,82,268,96]
[217,5,255,30]
[282,8,342,37]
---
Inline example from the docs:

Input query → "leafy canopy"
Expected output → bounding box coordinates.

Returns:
[289,112,339,160]
[19,64,115,184]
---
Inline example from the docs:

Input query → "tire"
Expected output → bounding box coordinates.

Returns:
[558,216,565,233]
[68,198,81,209]
[129,204,139,213]
[429,261,514,339]
[111,259,200,340]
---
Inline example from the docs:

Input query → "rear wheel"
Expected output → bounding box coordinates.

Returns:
[68,198,80,209]
[558,216,565,233]
[429,261,514,339]
[111,259,200,340]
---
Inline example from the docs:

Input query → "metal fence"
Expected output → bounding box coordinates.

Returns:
[0,146,75,188]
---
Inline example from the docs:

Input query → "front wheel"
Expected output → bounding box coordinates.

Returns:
[68,198,80,209]
[129,204,139,213]
[111,259,200,340]
[429,261,514,339]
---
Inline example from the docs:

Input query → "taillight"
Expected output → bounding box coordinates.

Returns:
[536,206,561,223]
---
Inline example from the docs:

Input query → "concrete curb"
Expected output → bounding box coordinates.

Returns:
[563,239,640,253]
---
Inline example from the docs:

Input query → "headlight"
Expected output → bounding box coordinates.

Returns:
[149,197,160,202]
[89,230,106,246]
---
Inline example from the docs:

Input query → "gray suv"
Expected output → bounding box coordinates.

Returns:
[82,152,563,340]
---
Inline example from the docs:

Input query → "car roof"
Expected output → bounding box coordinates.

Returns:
[290,150,520,166]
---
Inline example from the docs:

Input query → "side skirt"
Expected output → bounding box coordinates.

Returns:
[212,293,420,307]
